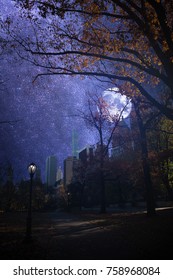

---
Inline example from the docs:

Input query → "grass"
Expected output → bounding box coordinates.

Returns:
[0,208,173,260]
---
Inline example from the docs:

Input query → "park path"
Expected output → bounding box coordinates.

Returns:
[1,206,173,259]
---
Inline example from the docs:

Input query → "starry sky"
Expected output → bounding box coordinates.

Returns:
[0,1,100,182]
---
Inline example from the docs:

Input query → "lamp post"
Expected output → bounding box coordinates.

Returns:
[25,162,37,242]
[67,192,71,211]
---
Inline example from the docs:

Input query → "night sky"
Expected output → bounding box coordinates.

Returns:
[0,1,100,182]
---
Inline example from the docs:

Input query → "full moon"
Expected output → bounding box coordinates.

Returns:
[102,87,132,120]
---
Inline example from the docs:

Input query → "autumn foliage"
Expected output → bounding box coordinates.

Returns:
[10,0,173,120]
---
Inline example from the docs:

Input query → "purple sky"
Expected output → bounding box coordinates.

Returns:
[0,1,100,182]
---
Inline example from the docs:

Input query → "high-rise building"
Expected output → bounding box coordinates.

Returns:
[64,156,79,187]
[78,145,95,167]
[46,155,57,187]
[111,108,138,158]
[56,166,63,182]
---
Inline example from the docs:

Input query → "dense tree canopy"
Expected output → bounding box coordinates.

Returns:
[11,0,173,119]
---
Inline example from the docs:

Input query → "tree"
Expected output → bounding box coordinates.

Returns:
[132,97,157,215]
[9,0,173,119]
[81,91,129,212]
[0,163,15,211]
[148,116,173,200]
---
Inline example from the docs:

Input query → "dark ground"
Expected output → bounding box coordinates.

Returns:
[1,207,173,260]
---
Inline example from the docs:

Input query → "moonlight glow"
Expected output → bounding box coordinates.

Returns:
[102,87,132,120]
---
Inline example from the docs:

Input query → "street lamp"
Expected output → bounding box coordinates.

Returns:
[25,162,37,242]
[67,192,71,210]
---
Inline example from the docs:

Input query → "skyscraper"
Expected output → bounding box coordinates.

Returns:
[64,156,79,187]
[46,155,57,187]
[56,166,63,182]
[78,145,95,168]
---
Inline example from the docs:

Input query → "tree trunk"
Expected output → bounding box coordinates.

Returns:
[134,102,156,216]
[100,169,106,213]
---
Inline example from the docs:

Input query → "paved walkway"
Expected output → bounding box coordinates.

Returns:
[1,206,173,259]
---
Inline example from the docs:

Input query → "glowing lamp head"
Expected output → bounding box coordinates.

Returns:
[28,163,37,177]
